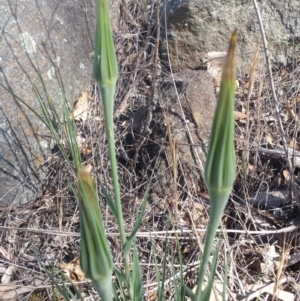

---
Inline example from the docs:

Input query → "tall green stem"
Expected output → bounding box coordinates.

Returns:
[93,276,114,301]
[100,86,130,279]
[93,0,130,280]
[195,196,228,299]
[197,30,237,300]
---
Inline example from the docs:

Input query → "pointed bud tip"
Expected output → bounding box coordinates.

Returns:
[228,29,238,59]
[78,167,93,185]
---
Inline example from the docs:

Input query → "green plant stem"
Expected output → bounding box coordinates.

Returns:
[100,86,130,280]
[93,277,113,301]
[195,194,228,300]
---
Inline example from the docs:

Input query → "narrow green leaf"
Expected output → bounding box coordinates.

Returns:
[129,245,143,301]
[101,184,117,217]
[173,227,185,301]
[114,266,130,301]
[114,266,129,288]
[201,242,221,301]
[123,183,150,257]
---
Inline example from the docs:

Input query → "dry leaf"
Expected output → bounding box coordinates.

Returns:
[0,247,14,261]
[289,95,300,105]
[214,76,221,90]
[288,139,300,151]
[264,132,273,145]
[285,104,296,120]
[288,139,296,148]
[85,163,93,173]
[148,290,158,301]
[242,81,250,89]
[247,164,257,171]
[0,286,33,300]
[59,257,86,281]
[281,68,287,77]
[199,192,210,201]
[183,202,208,228]
[260,245,278,275]
[94,116,103,121]
[190,280,234,301]
[71,90,89,121]
[283,170,291,183]
[76,135,92,155]
[244,282,294,301]
[182,245,190,253]
[76,135,83,149]
[234,111,247,120]
[203,51,227,78]
[1,266,15,283]
[35,156,44,168]
[81,147,92,155]
[274,252,300,268]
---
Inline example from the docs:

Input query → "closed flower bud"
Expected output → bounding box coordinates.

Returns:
[204,30,237,205]
[195,30,238,301]
[93,0,119,89]
[78,167,113,300]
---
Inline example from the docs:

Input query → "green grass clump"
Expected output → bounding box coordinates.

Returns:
[0,0,237,299]
[78,1,237,299]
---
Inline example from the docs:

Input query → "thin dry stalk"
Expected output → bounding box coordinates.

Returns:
[240,277,289,301]
[254,70,264,165]
[252,0,293,174]
[131,2,161,165]
[0,223,297,237]
[244,45,260,166]
[163,110,179,219]
[162,3,205,174]
[272,234,290,301]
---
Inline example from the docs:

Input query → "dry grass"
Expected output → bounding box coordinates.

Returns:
[0,1,300,300]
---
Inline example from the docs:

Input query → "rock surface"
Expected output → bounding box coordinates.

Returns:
[150,70,216,197]
[162,0,300,72]
[0,0,120,204]
[2,0,298,205]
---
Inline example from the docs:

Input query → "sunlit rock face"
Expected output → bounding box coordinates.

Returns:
[162,0,300,72]
[0,0,120,204]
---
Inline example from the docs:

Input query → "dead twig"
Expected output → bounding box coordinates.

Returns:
[252,0,293,174]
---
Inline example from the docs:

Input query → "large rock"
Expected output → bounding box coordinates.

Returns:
[0,0,120,204]
[148,71,216,197]
[162,0,300,72]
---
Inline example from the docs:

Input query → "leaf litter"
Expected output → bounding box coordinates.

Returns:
[0,1,300,300]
